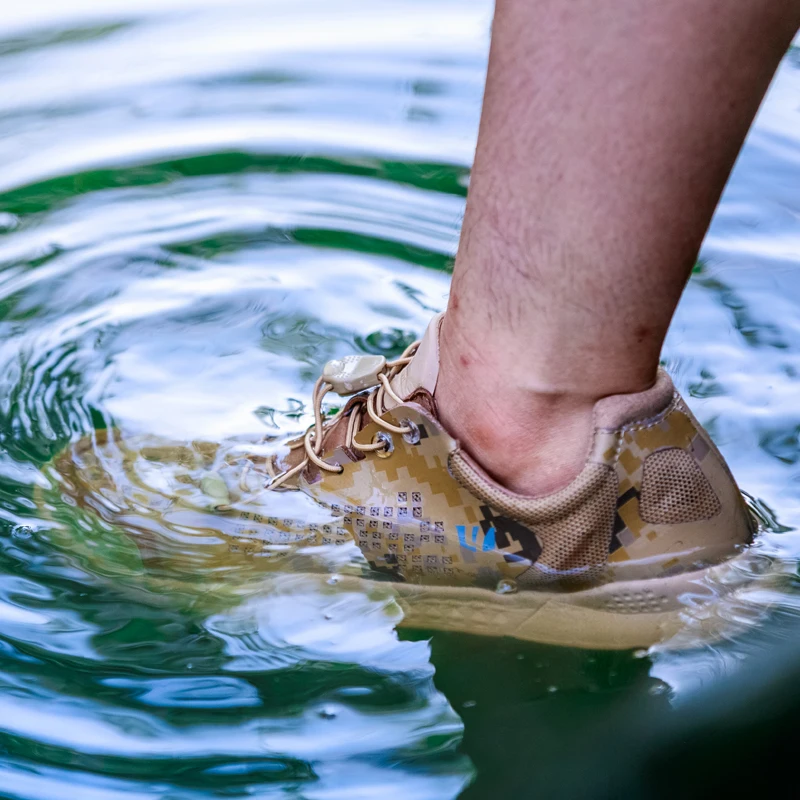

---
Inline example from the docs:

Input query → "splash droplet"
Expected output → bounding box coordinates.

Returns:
[495,578,518,595]
[11,525,33,540]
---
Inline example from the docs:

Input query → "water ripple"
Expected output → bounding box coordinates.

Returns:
[0,1,799,797]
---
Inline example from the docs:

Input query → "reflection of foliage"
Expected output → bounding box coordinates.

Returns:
[394,281,442,313]
[0,343,109,466]
[357,327,418,359]
[759,425,800,466]
[743,492,793,533]
[0,21,131,59]
[292,227,453,272]
[694,270,787,349]
[687,367,725,399]
[0,153,468,217]
[0,152,461,273]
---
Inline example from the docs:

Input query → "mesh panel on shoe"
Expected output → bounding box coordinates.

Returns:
[448,453,618,584]
[535,480,618,576]
[639,447,721,525]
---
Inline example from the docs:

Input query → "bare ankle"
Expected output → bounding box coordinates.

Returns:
[436,381,596,496]
[436,318,601,496]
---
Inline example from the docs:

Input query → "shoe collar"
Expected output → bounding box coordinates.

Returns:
[386,312,443,409]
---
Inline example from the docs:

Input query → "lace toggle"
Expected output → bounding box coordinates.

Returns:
[322,354,387,395]
[216,341,421,509]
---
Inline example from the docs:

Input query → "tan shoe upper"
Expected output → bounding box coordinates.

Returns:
[41,314,755,597]
[298,315,754,588]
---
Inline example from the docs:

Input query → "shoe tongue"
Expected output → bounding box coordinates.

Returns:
[386,312,443,409]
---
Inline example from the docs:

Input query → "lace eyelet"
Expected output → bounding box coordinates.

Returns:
[373,432,394,458]
[401,420,420,445]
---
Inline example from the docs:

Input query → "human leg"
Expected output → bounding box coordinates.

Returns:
[437,0,800,495]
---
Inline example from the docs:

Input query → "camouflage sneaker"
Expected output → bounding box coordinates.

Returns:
[259,313,757,648]
[40,315,758,649]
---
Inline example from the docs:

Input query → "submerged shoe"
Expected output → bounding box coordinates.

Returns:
[260,313,757,647]
[40,315,759,649]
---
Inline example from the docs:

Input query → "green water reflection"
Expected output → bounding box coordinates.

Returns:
[0,1,799,797]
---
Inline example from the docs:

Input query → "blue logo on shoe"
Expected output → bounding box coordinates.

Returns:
[457,524,496,552]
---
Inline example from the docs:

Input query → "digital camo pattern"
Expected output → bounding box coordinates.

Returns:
[40,390,753,593]
[597,397,754,578]
[304,393,754,586]
[304,406,545,588]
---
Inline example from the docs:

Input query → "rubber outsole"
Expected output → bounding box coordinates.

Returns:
[334,549,768,649]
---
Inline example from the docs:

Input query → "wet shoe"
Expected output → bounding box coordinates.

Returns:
[260,313,758,648]
[40,314,759,649]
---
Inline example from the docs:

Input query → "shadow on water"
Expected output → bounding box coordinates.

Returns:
[0,1,799,797]
[422,627,800,799]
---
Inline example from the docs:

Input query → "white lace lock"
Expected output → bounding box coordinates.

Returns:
[322,354,387,395]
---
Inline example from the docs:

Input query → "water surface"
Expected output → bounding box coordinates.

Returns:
[1,2,800,797]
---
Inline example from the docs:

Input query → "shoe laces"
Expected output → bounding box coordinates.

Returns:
[261,339,420,493]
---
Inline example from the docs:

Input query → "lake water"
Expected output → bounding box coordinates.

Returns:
[1,2,799,797]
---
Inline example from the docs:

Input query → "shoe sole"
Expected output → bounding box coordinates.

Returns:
[333,549,770,650]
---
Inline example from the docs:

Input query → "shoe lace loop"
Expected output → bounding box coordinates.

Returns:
[266,340,420,491]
